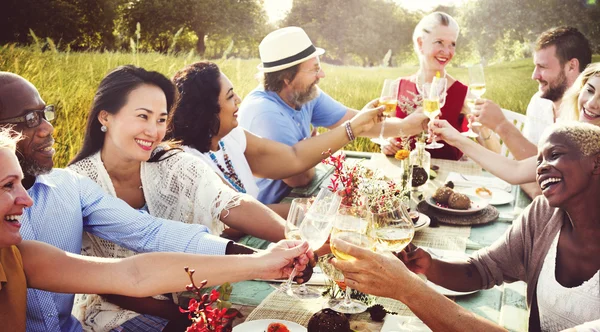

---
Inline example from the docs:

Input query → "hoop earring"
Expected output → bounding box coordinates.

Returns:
[101,125,107,133]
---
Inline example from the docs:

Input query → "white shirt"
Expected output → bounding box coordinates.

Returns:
[537,232,600,331]
[185,126,260,199]
[522,92,555,145]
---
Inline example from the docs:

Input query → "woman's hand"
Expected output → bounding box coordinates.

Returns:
[396,244,433,275]
[381,138,403,155]
[429,119,465,147]
[350,99,385,136]
[329,239,421,300]
[256,240,312,280]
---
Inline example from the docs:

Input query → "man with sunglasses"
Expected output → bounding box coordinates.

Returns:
[238,26,428,205]
[0,72,292,332]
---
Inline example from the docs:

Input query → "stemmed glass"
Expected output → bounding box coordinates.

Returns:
[370,79,400,148]
[278,189,342,297]
[468,64,486,128]
[422,78,448,149]
[329,205,374,314]
[368,203,415,253]
[462,88,480,138]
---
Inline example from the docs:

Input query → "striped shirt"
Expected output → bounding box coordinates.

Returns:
[21,168,230,332]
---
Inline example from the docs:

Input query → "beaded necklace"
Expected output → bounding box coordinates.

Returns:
[208,141,247,193]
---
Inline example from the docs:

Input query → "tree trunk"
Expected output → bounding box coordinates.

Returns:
[195,30,206,55]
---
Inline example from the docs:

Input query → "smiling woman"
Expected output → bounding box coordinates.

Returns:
[331,121,600,331]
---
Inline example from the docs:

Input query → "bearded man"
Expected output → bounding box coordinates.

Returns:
[238,26,428,204]
[468,26,591,198]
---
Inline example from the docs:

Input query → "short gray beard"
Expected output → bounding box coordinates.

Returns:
[290,84,319,109]
[20,157,52,178]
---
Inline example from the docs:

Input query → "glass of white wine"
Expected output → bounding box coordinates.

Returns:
[422,78,448,149]
[371,79,400,148]
[462,88,480,138]
[278,189,341,297]
[368,203,415,253]
[329,205,374,314]
[468,64,486,128]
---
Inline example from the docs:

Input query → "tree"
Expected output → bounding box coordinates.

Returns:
[284,0,418,66]
[123,0,268,55]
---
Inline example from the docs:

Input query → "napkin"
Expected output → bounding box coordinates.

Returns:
[381,315,432,332]
[445,172,512,192]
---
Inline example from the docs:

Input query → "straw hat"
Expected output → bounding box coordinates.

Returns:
[258,26,325,73]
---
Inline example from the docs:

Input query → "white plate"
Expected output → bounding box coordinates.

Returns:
[233,319,306,332]
[458,187,514,206]
[425,194,488,215]
[381,315,432,332]
[413,213,430,231]
[421,248,479,297]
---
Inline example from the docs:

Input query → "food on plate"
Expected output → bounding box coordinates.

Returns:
[444,180,454,189]
[266,322,290,332]
[432,186,454,204]
[408,210,420,224]
[307,308,350,332]
[429,169,438,179]
[475,187,492,198]
[448,192,471,210]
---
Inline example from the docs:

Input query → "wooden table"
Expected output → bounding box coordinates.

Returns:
[230,153,531,331]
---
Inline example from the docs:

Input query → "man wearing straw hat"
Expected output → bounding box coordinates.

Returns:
[239,26,428,204]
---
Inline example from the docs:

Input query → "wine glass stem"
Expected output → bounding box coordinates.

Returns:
[344,286,352,305]
[281,266,298,291]
[378,121,386,141]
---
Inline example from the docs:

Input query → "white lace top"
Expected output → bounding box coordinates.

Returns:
[537,232,600,331]
[68,150,244,331]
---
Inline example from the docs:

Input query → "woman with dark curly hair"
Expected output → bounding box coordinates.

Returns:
[168,61,382,211]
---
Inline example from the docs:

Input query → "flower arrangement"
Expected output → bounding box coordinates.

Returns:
[321,150,375,207]
[180,267,242,332]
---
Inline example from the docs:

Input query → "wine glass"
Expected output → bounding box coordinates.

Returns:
[422,78,448,149]
[370,79,400,149]
[278,189,342,297]
[462,88,480,138]
[329,205,374,314]
[468,64,486,128]
[368,203,415,253]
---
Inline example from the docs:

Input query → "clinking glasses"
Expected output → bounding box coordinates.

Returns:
[0,105,55,128]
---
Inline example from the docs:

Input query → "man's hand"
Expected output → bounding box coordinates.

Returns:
[396,244,433,275]
[350,99,385,136]
[472,99,508,133]
[400,110,429,137]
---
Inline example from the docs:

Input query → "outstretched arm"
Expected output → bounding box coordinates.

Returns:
[330,239,505,332]
[430,119,538,184]
[20,239,310,297]
[245,102,384,180]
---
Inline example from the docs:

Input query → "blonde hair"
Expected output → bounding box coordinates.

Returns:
[541,121,600,156]
[0,126,21,152]
[412,12,460,55]
[558,62,600,122]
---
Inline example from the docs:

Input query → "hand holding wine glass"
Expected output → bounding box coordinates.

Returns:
[371,79,400,148]
[368,203,415,253]
[462,88,480,138]
[422,76,448,149]
[468,64,485,128]
[279,189,341,298]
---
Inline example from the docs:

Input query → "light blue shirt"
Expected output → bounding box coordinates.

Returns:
[238,86,347,204]
[21,168,230,332]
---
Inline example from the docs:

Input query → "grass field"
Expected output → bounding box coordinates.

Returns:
[1,45,597,167]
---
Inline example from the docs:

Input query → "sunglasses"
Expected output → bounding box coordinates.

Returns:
[0,105,55,128]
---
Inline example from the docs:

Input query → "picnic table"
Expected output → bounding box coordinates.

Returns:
[229,152,532,331]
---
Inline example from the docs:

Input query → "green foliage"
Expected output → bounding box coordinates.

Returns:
[0,47,563,166]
